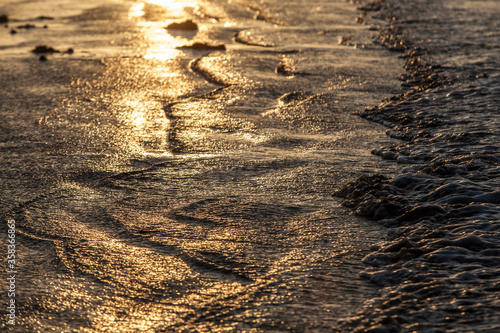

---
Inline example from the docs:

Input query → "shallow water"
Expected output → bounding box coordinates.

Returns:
[0,0,403,331]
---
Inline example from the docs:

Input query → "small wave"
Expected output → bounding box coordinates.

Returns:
[337,0,500,331]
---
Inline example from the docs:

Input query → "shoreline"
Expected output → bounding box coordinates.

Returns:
[338,0,500,331]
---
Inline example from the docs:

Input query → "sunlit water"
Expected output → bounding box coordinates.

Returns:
[0,0,402,331]
[2,0,497,332]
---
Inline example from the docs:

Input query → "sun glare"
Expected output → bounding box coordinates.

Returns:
[145,0,199,16]
[129,1,200,62]
[129,3,145,18]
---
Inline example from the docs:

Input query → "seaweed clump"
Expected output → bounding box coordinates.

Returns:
[31,45,74,54]
[32,45,59,54]
[165,20,198,30]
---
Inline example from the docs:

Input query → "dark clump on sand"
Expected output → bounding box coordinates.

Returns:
[165,20,198,30]
[32,45,74,54]
[32,45,59,54]
[35,16,54,20]
[178,42,225,50]
[39,55,47,61]
[0,15,52,25]
[17,24,36,29]
[10,28,17,34]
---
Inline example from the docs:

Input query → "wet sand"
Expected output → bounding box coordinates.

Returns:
[5,0,495,332]
[0,0,405,331]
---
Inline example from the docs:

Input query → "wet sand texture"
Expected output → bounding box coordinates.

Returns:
[0,0,403,331]
[2,0,498,332]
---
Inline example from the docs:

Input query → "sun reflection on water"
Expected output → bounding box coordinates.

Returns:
[115,0,204,159]
[145,0,199,15]
[129,0,201,62]
[116,98,172,157]
[139,23,183,61]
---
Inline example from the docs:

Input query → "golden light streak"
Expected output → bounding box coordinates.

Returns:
[145,0,199,16]
[129,3,145,18]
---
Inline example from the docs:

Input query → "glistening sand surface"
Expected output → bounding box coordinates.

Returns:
[0,0,403,331]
